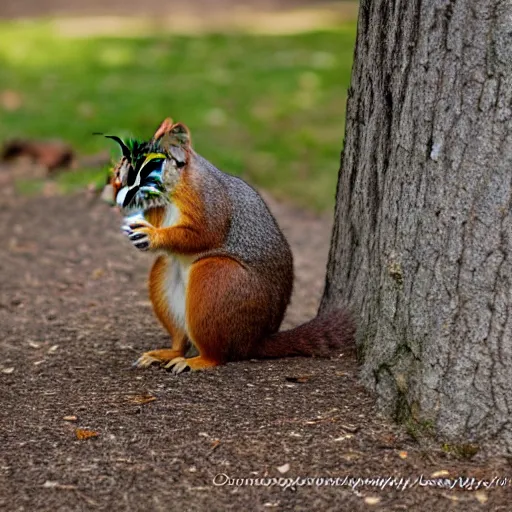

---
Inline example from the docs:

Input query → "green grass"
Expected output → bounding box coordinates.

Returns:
[0,20,356,210]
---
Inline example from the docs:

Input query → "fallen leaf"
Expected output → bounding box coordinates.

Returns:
[364,496,381,505]
[8,241,39,255]
[277,463,290,474]
[475,491,488,504]
[285,375,311,383]
[398,450,408,459]
[63,415,78,422]
[441,493,459,502]
[127,394,156,405]
[341,451,361,461]
[91,268,105,280]
[42,481,59,488]
[340,423,359,433]
[207,439,221,455]
[334,434,353,441]
[48,345,59,354]
[42,480,77,490]
[305,415,337,425]
[431,470,450,478]
[1,367,14,374]
[75,428,99,440]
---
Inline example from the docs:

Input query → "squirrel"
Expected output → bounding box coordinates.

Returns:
[105,118,355,373]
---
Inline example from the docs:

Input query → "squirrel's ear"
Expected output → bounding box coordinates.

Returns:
[168,123,191,146]
[153,118,174,141]
[160,123,191,151]
[153,119,191,146]
[158,122,192,165]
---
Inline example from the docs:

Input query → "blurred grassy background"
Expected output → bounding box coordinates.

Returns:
[0,11,356,211]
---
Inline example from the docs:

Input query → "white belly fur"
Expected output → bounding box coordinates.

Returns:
[161,203,193,333]
[165,256,195,332]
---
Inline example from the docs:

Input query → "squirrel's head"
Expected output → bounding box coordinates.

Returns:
[102,118,192,215]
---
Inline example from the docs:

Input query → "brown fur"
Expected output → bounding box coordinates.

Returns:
[186,257,284,364]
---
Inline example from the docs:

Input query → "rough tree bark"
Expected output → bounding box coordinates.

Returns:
[321,0,512,452]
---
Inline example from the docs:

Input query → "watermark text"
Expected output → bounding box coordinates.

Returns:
[213,473,509,492]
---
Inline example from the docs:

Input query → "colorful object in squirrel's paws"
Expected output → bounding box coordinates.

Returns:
[115,158,167,210]
[103,135,169,214]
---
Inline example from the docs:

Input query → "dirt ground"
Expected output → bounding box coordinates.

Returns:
[0,163,511,511]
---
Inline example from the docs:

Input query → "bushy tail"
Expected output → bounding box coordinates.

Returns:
[250,308,356,359]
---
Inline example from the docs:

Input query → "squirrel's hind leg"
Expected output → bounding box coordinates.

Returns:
[133,256,189,368]
[169,256,278,371]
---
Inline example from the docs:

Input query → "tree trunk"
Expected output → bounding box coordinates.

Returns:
[321,0,512,452]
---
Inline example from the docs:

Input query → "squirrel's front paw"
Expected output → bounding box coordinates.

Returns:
[122,221,154,251]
